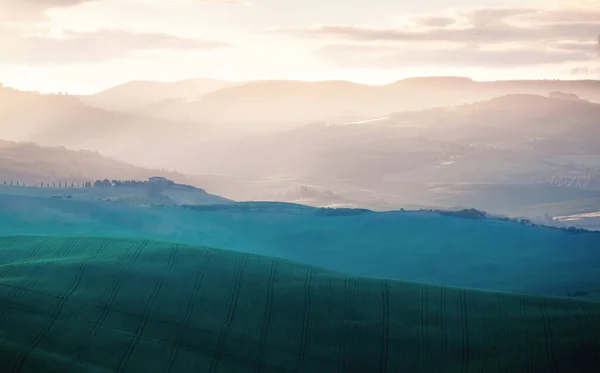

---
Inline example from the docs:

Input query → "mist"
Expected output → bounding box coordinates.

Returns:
[2,77,600,225]
[3,1,600,372]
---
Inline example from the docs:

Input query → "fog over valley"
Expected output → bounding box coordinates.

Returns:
[2,78,600,227]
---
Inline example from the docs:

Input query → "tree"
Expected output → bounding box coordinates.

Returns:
[93,180,111,188]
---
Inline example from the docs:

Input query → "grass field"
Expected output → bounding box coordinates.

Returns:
[2,194,600,299]
[0,235,599,373]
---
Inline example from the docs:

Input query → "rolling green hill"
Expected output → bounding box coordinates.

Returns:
[0,235,599,373]
[2,195,600,298]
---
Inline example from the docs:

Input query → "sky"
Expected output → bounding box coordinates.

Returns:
[0,0,599,93]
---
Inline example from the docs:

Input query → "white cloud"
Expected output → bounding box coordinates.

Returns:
[273,4,600,68]
[0,28,229,65]
[0,0,91,21]
[317,44,592,69]
[277,7,599,44]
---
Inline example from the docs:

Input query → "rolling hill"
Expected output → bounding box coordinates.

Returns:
[4,82,600,222]
[387,93,600,148]
[0,139,237,206]
[2,197,600,298]
[0,84,187,144]
[6,78,600,139]
[0,235,599,372]
[149,93,600,218]
[0,85,214,168]
[0,139,197,185]
[107,77,600,125]
[80,78,239,112]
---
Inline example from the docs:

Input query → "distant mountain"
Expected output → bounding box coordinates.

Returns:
[386,77,600,101]
[80,78,239,112]
[8,78,600,130]
[127,77,600,125]
[383,77,600,109]
[129,80,379,125]
[6,78,600,143]
[4,82,600,221]
[0,84,211,165]
[389,93,600,147]
[151,92,600,219]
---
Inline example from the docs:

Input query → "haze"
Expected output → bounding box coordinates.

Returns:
[1,0,600,228]
[1,0,599,93]
[4,2,600,372]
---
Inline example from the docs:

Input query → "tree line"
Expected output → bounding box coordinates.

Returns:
[2,180,92,188]
[92,179,149,188]
[0,179,160,189]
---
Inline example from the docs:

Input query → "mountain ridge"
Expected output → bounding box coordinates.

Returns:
[79,78,240,112]
[118,77,600,124]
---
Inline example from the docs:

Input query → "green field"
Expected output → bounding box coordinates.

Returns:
[0,236,599,373]
[2,194,600,298]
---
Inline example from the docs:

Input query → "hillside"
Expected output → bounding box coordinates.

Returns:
[80,78,239,112]
[0,140,195,185]
[388,93,600,150]
[5,78,600,137]
[391,92,600,131]
[385,77,600,106]
[4,85,600,222]
[153,93,600,218]
[113,77,600,125]
[184,80,382,124]
[0,140,237,206]
[0,235,599,372]
[2,198,600,298]
[0,85,207,164]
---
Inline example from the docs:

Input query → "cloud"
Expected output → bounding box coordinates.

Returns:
[278,13,598,44]
[204,0,251,3]
[0,0,250,22]
[281,24,542,44]
[560,0,600,7]
[554,41,599,53]
[148,0,251,4]
[567,64,600,79]
[0,29,229,65]
[273,5,600,69]
[317,44,592,69]
[414,16,456,28]
[0,0,90,21]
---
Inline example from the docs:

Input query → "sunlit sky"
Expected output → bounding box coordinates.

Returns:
[0,0,599,93]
